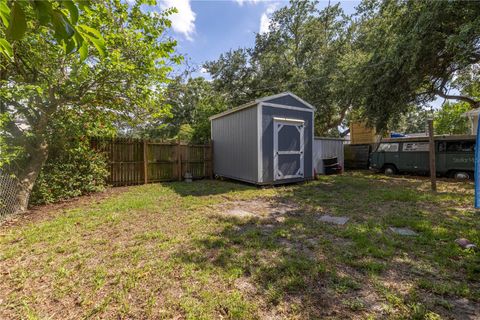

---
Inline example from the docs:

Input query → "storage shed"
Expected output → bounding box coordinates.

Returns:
[210,92,315,185]
[313,137,345,174]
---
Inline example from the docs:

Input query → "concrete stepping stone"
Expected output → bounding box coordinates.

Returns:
[389,227,418,236]
[318,215,350,225]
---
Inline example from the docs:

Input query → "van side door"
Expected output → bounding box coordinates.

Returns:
[436,141,447,175]
[401,142,429,173]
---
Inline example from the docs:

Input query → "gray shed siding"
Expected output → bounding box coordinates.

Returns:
[261,105,314,183]
[313,138,345,174]
[211,105,258,183]
[264,95,312,110]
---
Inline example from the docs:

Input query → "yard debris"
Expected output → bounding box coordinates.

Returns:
[389,227,418,236]
[455,238,477,250]
[318,215,350,225]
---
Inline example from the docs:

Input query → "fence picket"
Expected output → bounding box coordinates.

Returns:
[92,138,212,186]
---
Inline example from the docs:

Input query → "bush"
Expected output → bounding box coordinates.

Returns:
[30,142,108,205]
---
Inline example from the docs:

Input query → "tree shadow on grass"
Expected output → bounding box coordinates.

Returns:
[163,179,258,197]
[165,176,479,318]
[169,206,350,319]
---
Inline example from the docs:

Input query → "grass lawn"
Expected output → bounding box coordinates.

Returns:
[0,171,479,319]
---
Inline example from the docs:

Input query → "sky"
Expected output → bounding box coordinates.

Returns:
[154,0,360,77]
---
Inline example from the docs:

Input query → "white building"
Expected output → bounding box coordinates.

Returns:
[463,108,480,135]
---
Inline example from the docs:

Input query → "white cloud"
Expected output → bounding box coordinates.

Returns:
[235,0,260,6]
[159,0,196,41]
[259,3,278,34]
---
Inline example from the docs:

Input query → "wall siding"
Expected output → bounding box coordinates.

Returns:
[261,106,313,183]
[313,138,345,174]
[264,95,312,110]
[211,105,258,183]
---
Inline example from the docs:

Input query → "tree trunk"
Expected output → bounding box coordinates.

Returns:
[15,137,49,212]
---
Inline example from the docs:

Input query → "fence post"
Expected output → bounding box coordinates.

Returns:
[143,139,148,184]
[209,139,214,179]
[177,141,182,181]
[186,144,190,175]
[203,144,207,178]
[428,119,436,192]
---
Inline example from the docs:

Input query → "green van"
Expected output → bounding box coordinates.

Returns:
[369,135,476,179]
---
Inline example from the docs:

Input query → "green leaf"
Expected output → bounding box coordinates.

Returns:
[0,38,13,60]
[73,31,84,49]
[62,0,79,24]
[78,24,102,40]
[78,24,105,57]
[6,2,26,41]
[32,0,53,25]
[87,35,105,57]
[76,0,90,11]
[0,0,10,28]
[64,38,76,54]
[78,41,88,61]
[51,10,75,40]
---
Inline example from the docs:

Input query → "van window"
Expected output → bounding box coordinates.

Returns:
[402,142,429,152]
[446,141,475,153]
[377,143,399,152]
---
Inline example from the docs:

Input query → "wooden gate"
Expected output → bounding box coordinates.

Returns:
[91,138,213,186]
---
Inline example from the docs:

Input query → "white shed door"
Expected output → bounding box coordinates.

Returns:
[273,119,304,180]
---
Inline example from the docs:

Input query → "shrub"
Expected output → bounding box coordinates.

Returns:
[30,142,108,205]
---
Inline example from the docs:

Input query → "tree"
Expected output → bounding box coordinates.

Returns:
[0,0,105,61]
[139,76,227,143]
[386,106,432,134]
[353,0,480,130]
[0,0,181,211]
[434,102,470,135]
[205,0,356,135]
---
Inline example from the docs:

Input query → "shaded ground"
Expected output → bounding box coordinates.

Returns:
[0,172,479,319]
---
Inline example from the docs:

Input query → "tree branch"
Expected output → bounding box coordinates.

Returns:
[324,103,350,132]
[433,90,479,108]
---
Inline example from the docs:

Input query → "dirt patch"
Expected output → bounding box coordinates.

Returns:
[234,277,257,295]
[215,198,300,221]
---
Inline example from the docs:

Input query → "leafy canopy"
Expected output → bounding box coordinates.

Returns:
[0,0,105,62]
[434,102,470,135]
[354,0,480,130]
[206,0,480,133]
[136,76,227,143]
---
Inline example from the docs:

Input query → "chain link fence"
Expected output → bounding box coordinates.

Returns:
[0,170,21,219]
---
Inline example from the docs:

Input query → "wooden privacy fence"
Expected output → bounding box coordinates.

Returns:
[91,138,213,186]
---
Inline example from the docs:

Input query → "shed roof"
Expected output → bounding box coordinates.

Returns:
[209,92,315,121]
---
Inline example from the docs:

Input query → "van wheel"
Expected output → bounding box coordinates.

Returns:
[452,171,470,180]
[383,165,397,176]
